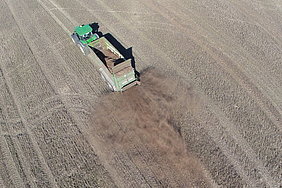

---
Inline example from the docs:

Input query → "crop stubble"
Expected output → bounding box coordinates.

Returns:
[1,0,115,187]
[0,0,281,187]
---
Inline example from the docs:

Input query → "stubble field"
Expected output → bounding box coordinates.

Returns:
[0,0,281,187]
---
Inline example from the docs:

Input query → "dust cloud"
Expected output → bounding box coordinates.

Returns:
[90,68,211,187]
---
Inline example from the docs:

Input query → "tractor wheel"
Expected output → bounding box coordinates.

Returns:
[71,36,76,44]
[71,33,79,45]
[79,44,90,55]
[79,45,86,55]
[79,45,90,55]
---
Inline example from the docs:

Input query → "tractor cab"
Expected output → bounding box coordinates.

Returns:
[74,24,99,44]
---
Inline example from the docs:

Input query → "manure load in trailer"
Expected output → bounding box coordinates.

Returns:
[71,23,140,92]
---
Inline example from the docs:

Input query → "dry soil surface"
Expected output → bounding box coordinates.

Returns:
[0,0,281,187]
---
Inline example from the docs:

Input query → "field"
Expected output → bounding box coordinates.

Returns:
[0,0,281,187]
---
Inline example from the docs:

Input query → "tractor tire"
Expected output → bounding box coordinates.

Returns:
[79,45,85,54]
[79,44,90,56]
[71,33,79,45]
[71,36,76,44]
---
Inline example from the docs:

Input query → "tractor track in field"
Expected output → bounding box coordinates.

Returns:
[0,0,281,187]
[136,0,282,130]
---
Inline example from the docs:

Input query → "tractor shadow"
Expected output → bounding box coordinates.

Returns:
[89,22,101,35]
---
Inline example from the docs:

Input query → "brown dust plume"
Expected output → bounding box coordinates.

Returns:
[89,68,212,187]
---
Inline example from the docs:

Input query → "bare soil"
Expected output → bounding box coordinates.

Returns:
[0,0,281,187]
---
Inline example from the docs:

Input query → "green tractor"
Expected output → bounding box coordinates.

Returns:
[71,24,140,92]
[71,24,99,55]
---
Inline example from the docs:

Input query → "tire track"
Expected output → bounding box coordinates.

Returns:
[37,0,110,95]
[0,173,5,188]
[231,0,282,46]
[81,0,279,186]
[171,0,282,121]
[39,2,204,185]
[1,0,280,187]
[194,96,275,187]
[36,0,165,186]
[0,50,58,187]
[137,0,282,132]
[43,0,249,186]
[5,0,117,186]
[0,140,14,188]
[0,136,25,188]
[0,74,37,188]
[1,1,59,187]
[41,1,196,186]
[4,135,35,188]
[127,1,281,186]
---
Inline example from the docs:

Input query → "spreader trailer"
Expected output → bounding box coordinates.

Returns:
[71,24,140,92]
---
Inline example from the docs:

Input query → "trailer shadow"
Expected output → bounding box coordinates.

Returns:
[104,33,140,78]
[88,22,140,79]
